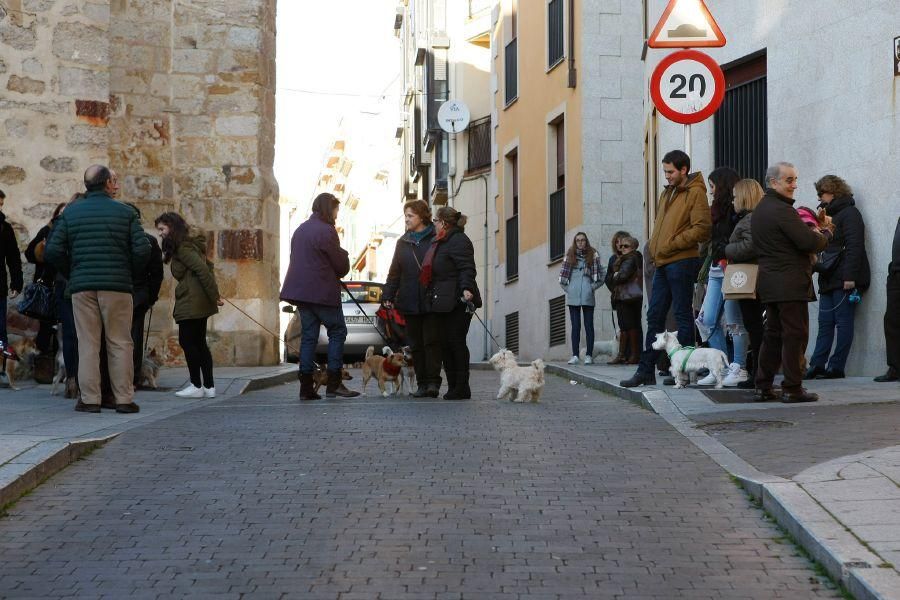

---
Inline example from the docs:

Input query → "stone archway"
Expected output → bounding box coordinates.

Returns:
[0,0,280,366]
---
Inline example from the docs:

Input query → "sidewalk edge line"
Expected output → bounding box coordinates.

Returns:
[0,434,118,512]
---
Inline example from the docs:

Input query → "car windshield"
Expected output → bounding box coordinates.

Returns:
[341,283,383,304]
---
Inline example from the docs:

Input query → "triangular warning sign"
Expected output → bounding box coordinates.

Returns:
[648,0,726,49]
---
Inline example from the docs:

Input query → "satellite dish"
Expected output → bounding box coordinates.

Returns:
[437,100,470,134]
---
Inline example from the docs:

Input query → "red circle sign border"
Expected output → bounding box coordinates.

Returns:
[650,50,725,125]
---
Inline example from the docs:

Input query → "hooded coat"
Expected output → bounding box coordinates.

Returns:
[647,172,712,267]
[751,189,828,303]
[816,195,870,294]
[170,234,220,322]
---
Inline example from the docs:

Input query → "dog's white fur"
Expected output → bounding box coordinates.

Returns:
[651,331,729,389]
[50,345,66,396]
[591,339,618,358]
[489,349,545,403]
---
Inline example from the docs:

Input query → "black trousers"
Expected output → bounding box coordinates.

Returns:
[131,304,150,385]
[441,306,473,388]
[738,298,765,385]
[886,272,900,372]
[178,318,214,388]
[756,301,809,393]
[405,313,444,387]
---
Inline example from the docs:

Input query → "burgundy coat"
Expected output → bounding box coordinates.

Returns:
[280,214,350,307]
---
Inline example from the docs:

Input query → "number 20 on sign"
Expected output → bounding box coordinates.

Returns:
[650,49,725,125]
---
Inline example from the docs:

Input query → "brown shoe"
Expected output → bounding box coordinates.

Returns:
[298,373,321,401]
[626,329,642,364]
[100,394,117,410]
[65,377,80,400]
[782,389,818,403]
[325,370,360,398]
[74,400,101,413]
[607,333,628,365]
[755,388,782,402]
[115,403,140,414]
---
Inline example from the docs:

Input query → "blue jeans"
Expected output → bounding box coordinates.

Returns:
[810,289,856,372]
[0,295,7,346]
[700,269,748,366]
[639,257,700,375]
[298,303,346,375]
[568,305,595,357]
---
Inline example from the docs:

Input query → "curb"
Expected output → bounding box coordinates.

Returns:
[0,435,117,511]
[224,368,298,396]
[548,363,900,600]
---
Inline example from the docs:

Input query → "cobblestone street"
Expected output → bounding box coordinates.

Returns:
[0,372,842,599]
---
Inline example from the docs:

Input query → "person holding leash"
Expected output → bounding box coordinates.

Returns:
[383,200,437,398]
[280,193,360,400]
[155,212,223,399]
[427,206,481,400]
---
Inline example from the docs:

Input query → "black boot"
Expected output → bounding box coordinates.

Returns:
[424,382,440,398]
[326,371,360,398]
[620,370,656,388]
[411,385,430,398]
[444,371,471,400]
[298,373,321,401]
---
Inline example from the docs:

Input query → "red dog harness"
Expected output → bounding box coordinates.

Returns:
[382,360,402,377]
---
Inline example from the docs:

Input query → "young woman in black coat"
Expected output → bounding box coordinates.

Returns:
[383,200,437,397]
[426,206,481,399]
[25,203,66,354]
[806,175,870,379]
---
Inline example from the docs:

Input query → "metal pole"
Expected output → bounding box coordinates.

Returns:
[684,123,692,157]
[482,174,490,361]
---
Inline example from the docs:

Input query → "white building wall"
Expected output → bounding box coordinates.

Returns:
[643,0,900,375]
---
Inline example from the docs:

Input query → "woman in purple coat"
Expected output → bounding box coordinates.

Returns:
[280,193,360,400]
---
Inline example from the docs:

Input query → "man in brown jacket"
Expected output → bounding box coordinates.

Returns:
[752,162,830,403]
[622,150,711,387]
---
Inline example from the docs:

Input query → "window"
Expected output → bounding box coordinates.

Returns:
[554,118,565,190]
[548,0,564,68]
[505,0,518,105]
[511,152,519,215]
[549,117,565,261]
[506,150,519,280]
[466,116,491,173]
[505,311,520,355]
[714,51,768,184]
[549,296,566,347]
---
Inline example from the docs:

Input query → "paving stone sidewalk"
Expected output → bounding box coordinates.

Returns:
[552,360,900,599]
[0,372,841,599]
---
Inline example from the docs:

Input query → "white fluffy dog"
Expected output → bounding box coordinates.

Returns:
[651,331,729,389]
[489,349,545,403]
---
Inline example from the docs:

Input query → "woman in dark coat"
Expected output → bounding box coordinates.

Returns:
[604,230,632,363]
[806,175,871,379]
[25,202,66,353]
[427,206,481,399]
[155,212,224,399]
[383,200,436,397]
[609,236,643,365]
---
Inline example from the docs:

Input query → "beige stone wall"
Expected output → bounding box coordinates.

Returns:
[1,0,280,366]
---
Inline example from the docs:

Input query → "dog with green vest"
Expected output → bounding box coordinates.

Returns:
[651,331,729,389]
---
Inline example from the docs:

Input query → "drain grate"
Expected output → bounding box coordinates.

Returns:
[698,419,795,433]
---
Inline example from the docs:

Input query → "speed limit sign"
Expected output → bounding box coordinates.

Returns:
[650,50,725,125]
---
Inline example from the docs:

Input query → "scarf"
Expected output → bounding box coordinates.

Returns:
[418,228,449,287]
[408,223,435,244]
[559,250,602,286]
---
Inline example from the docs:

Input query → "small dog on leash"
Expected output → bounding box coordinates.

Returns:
[489,348,545,403]
[311,364,353,395]
[383,345,416,394]
[137,348,164,389]
[651,331,729,389]
[0,337,39,391]
[592,338,618,358]
[362,346,407,396]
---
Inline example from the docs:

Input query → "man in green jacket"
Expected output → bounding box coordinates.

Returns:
[44,166,151,413]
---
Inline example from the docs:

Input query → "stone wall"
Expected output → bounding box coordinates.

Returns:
[1,0,280,366]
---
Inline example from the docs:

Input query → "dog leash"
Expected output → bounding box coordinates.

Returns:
[339,281,393,347]
[463,298,504,351]
[224,298,300,354]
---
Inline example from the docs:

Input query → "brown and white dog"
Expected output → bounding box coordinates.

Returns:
[383,345,416,395]
[0,337,39,391]
[362,345,407,396]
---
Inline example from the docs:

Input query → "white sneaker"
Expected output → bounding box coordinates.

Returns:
[584,356,593,365]
[567,356,579,365]
[723,363,749,387]
[175,384,204,398]
[697,371,719,386]
[203,387,216,398]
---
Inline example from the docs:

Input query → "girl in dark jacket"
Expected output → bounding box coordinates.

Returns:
[155,212,223,399]
[383,200,437,397]
[426,206,481,399]
[609,236,643,365]
[604,230,632,363]
[807,175,871,379]
[25,203,66,354]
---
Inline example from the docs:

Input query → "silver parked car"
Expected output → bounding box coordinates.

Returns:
[283,281,385,363]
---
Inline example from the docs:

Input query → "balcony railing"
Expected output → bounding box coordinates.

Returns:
[505,38,518,105]
[506,214,519,280]
[549,188,566,261]
[467,116,491,173]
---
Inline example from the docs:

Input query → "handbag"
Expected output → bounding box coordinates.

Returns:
[813,247,844,274]
[17,281,57,321]
[613,277,642,302]
[723,264,758,300]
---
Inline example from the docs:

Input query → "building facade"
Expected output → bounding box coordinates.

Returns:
[396,0,494,360]
[641,0,900,376]
[490,0,644,361]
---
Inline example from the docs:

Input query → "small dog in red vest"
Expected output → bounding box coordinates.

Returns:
[362,345,408,396]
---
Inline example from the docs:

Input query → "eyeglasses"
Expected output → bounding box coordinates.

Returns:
[575,239,587,243]
[617,244,631,249]
[781,177,798,184]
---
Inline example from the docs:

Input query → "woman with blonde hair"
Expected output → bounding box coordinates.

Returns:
[725,178,765,388]
[559,232,605,365]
